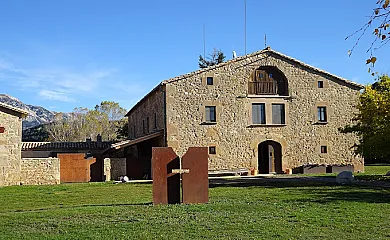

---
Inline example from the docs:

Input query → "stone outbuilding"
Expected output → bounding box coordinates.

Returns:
[109,48,364,179]
[0,102,28,186]
[22,139,114,182]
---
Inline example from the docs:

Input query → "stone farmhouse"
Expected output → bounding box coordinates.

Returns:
[0,102,28,186]
[110,47,365,179]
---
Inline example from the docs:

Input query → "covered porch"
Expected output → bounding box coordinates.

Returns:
[104,130,165,180]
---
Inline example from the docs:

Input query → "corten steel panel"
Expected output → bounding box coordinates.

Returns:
[182,147,209,204]
[152,147,180,204]
[58,153,96,183]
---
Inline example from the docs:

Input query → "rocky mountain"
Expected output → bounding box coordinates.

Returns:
[0,94,56,129]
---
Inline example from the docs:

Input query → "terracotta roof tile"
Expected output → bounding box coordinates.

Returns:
[22,141,112,151]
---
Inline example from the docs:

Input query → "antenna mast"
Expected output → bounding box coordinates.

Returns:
[244,0,247,55]
[203,23,206,58]
[265,34,267,48]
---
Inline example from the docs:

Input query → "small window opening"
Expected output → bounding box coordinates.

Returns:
[321,146,328,153]
[207,77,214,85]
[154,113,157,130]
[318,81,324,88]
[209,146,216,154]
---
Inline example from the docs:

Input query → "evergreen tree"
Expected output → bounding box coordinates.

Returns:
[199,48,226,69]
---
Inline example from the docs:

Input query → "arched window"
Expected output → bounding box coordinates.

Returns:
[248,67,288,96]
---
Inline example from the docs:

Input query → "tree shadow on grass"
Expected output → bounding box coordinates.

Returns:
[291,187,390,204]
[209,177,337,188]
[209,177,390,204]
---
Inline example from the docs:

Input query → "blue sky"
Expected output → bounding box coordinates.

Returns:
[0,0,388,112]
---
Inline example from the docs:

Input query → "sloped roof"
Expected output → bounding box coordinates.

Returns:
[0,102,28,117]
[125,47,364,116]
[162,47,364,88]
[103,130,163,153]
[22,141,112,151]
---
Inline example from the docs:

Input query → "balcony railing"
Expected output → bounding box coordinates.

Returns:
[248,81,277,95]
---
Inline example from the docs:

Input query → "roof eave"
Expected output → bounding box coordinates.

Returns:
[0,102,29,117]
[125,83,163,117]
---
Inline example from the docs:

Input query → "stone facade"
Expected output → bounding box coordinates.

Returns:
[103,158,126,181]
[127,85,166,139]
[0,103,27,186]
[126,48,364,173]
[20,158,60,185]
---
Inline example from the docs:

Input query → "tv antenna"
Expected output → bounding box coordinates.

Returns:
[203,23,206,58]
[244,0,247,55]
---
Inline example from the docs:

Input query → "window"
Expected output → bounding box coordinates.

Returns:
[142,120,146,134]
[205,106,216,122]
[248,67,288,96]
[130,125,134,138]
[154,113,157,130]
[206,77,214,85]
[0,127,4,133]
[252,103,266,124]
[317,107,327,122]
[318,81,324,88]
[272,104,285,124]
[209,146,216,154]
[146,117,150,133]
[321,146,328,153]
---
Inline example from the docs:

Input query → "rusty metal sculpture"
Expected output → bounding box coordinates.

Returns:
[152,147,180,204]
[182,147,208,204]
[152,147,209,205]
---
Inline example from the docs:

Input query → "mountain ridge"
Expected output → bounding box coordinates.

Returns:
[0,94,57,130]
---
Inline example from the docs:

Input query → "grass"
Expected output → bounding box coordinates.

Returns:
[362,164,390,175]
[0,180,390,239]
[355,164,390,182]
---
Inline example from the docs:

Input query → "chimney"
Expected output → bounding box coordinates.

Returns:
[97,134,102,143]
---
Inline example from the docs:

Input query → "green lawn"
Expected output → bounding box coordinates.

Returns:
[0,180,390,239]
[363,164,390,175]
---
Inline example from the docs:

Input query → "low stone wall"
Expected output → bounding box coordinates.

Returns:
[103,158,126,181]
[21,158,60,185]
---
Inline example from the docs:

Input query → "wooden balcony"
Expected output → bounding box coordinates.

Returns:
[248,81,277,95]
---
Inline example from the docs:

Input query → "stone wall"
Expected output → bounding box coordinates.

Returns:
[127,85,166,139]
[20,158,60,185]
[103,158,126,181]
[165,51,364,172]
[0,108,23,186]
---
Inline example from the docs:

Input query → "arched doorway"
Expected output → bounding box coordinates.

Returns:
[258,140,282,174]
